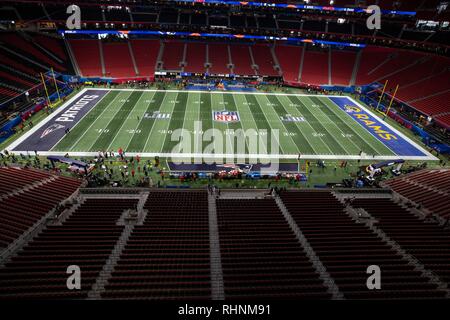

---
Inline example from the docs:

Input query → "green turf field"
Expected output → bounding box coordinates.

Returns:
[9,88,436,161]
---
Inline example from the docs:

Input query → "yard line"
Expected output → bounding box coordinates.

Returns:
[50,90,111,151]
[268,94,319,155]
[126,91,166,152]
[254,94,299,155]
[211,92,230,160]
[223,93,248,160]
[122,91,158,152]
[141,91,172,152]
[179,91,202,157]
[229,93,259,156]
[219,92,238,159]
[243,93,288,156]
[303,96,363,155]
[275,95,333,155]
[289,95,348,155]
[198,92,215,163]
[161,91,192,154]
[160,92,189,154]
[191,92,202,159]
[68,91,132,152]
[87,91,144,152]
[233,94,268,155]
[209,92,219,158]
[106,91,154,152]
[142,91,180,152]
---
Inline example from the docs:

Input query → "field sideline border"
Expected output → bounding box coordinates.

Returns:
[346,96,436,161]
[5,88,438,161]
[5,88,90,152]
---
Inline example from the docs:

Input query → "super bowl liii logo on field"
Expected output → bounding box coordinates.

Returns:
[213,110,240,123]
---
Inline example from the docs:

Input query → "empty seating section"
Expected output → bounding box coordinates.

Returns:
[0,87,17,100]
[33,35,68,62]
[130,40,160,77]
[411,91,450,117]
[0,33,65,72]
[331,50,356,86]
[0,168,81,250]
[161,41,184,71]
[280,191,446,299]
[217,198,330,299]
[252,44,278,76]
[185,43,206,73]
[1,184,449,300]
[0,52,39,77]
[402,71,450,101]
[229,44,254,75]
[378,57,443,93]
[352,46,450,122]
[43,36,450,123]
[70,40,103,77]
[301,50,329,85]
[102,191,211,299]
[362,51,422,84]
[0,167,52,196]
[208,43,230,74]
[102,42,136,78]
[352,198,450,288]
[355,46,395,84]
[275,45,301,83]
[435,114,450,128]
[0,70,35,88]
[0,198,137,299]
[384,170,450,218]
[0,51,39,102]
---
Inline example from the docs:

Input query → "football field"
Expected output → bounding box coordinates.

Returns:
[7,88,436,161]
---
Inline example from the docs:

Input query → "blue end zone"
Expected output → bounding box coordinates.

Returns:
[329,97,427,157]
[12,90,108,152]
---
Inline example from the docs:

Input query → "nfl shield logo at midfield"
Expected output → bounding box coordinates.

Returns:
[213,110,240,123]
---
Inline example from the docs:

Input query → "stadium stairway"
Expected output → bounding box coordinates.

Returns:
[160,40,185,71]
[207,43,231,75]
[69,39,103,77]
[102,41,137,78]
[207,191,224,300]
[101,191,212,300]
[251,44,278,77]
[0,32,66,72]
[130,39,160,77]
[351,198,450,295]
[0,168,82,252]
[229,44,255,76]
[279,190,448,299]
[0,197,139,299]
[184,42,207,73]
[300,49,329,85]
[382,169,450,219]
[216,197,332,299]
[1,185,450,300]
[88,197,143,299]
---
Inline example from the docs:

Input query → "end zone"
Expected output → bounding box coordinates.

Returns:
[6,89,108,153]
